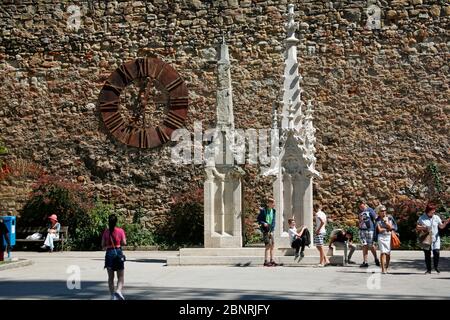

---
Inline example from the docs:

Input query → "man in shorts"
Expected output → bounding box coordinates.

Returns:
[358,200,380,267]
[257,198,278,267]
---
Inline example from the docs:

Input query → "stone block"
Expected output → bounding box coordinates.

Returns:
[430,5,441,17]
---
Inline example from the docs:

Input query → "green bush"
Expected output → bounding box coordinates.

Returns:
[21,175,93,233]
[21,177,127,250]
[157,188,203,247]
[123,209,155,247]
[0,140,7,168]
[67,201,117,251]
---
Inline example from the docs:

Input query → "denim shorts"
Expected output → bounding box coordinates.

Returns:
[105,248,125,271]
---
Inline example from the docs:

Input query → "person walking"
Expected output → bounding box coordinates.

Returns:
[358,201,380,267]
[314,204,330,267]
[416,203,450,274]
[102,214,127,300]
[257,197,278,267]
[375,205,397,274]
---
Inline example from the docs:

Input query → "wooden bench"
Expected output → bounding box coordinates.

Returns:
[15,226,69,251]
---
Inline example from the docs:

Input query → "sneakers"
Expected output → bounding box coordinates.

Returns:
[111,294,118,300]
[347,260,356,264]
[294,252,299,259]
[317,263,324,267]
[263,261,271,267]
[270,261,279,267]
[114,291,125,300]
[425,270,432,275]
[40,245,47,250]
[300,251,305,258]
[375,259,380,267]
[360,262,369,268]
[434,268,440,274]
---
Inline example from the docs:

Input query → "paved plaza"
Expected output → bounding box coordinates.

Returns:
[0,250,449,300]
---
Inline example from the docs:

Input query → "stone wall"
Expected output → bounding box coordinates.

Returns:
[0,0,448,228]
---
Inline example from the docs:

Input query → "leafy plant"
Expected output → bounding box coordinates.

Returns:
[123,224,155,247]
[0,140,9,179]
[21,175,93,228]
[68,201,116,250]
[242,190,262,245]
[123,209,155,247]
[157,187,204,247]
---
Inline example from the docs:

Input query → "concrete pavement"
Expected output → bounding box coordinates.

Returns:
[0,250,449,300]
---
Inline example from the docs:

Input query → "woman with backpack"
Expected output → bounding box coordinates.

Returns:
[102,214,127,300]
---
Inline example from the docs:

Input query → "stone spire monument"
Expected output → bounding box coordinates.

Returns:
[203,37,244,248]
[269,4,320,247]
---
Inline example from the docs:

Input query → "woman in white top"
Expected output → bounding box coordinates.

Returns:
[375,205,396,274]
[288,219,307,258]
[416,203,450,274]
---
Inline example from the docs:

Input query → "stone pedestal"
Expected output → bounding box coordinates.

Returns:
[204,167,243,248]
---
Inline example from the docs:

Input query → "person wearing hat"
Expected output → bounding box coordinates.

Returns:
[41,214,60,252]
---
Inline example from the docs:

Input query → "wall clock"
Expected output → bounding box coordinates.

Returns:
[98,57,188,148]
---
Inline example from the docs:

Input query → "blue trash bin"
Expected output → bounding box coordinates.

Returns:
[1,216,16,247]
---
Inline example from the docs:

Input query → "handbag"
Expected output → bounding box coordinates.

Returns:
[109,233,126,270]
[390,231,401,249]
[418,230,432,249]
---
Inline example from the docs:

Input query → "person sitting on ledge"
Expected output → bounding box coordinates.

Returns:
[288,219,310,259]
[41,214,60,252]
[328,228,356,264]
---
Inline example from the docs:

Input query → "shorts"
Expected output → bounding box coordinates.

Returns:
[262,232,274,246]
[104,248,125,271]
[359,230,374,246]
[314,233,325,246]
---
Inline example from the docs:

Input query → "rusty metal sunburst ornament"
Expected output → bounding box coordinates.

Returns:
[98,57,188,148]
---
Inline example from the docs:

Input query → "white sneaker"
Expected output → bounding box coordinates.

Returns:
[114,291,125,300]
[317,263,324,267]
[111,294,117,300]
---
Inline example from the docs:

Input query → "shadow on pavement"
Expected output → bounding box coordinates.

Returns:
[390,256,450,271]
[0,280,449,300]
[132,259,167,264]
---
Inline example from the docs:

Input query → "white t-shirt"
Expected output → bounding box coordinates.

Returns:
[315,210,327,234]
[288,227,298,244]
[417,214,442,250]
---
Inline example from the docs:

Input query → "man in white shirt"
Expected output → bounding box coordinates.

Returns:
[314,204,330,267]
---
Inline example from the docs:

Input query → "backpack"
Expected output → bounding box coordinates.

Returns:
[303,228,311,246]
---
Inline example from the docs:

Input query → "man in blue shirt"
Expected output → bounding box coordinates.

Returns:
[358,201,380,268]
[257,197,278,267]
